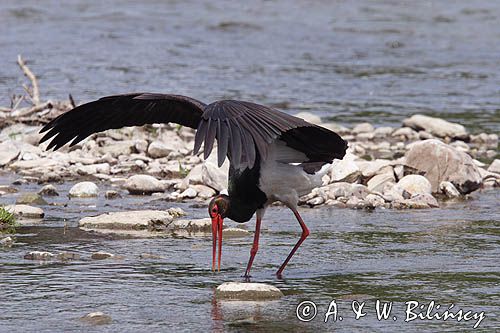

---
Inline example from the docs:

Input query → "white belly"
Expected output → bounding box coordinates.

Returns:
[258,159,327,208]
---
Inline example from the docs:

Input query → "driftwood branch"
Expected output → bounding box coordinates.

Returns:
[17,54,40,105]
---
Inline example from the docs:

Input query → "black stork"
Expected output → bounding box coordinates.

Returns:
[39,93,347,277]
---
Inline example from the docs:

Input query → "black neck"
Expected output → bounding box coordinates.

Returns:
[226,156,267,223]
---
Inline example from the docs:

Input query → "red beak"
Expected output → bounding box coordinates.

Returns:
[211,214,223,272]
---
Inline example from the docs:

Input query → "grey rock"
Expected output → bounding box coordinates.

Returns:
[404,139,482,194]
[170,218,212,233]
[356,159,391,178]
[80,312,112,325]
[191,184,216,199]
[24,251,54,260]
[90,252,117,260]
[0,141,20,166]
[223,227,251,238]
[104,190,121,199]
[38,184,59,196]
[392,127,418,140]
[397,175,432,196]
[403,114,468,140]
[180,187,198,199]
[439,181,461,198]
[5,204,44,219]
[367,173,396,193]
[79,209,180,232]
[69,182,99,198]
[76,163,110,175]
[306,196,325,206]
[487,159,500,174]
[202,162,228,192]
[0,236,13,247]
[352,122,374,134]
[294,112,322,125]
[365,194,386,207]
[16,192,48,205]
[215,282,283,300]
[330,156,360,183]
[147,141,171,158]
[124,174,165,195]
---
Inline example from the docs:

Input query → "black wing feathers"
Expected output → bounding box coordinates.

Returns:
[194,100,347,169]
[40,93,206,150]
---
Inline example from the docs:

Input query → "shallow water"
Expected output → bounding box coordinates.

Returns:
[1,0,499,133]
[0,175,498,332]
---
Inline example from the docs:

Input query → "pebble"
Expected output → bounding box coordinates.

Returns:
[80,312,112,325]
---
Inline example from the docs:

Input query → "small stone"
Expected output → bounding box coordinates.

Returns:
[90,251,115,260]
[365,194,386,207]
[403,114,468,140]
[439,181,461,198]
[487,159,500,174]
[306,196,325,207]
[139,253,163,259]
[180,187,198,199]
[373,126,394,137]
[191,184,216,199]
[223,227,251,238]
[147,141,171,158]
[38,184,59,196]
[5,204,44,219]
[80,312,112,325]
[16,192,48,205]
[392,127,418,140]
[352,123,374,134]
[330,155,360,183]
[170,218,212,233]
[123,174,165,195]
[294,112,322,125]
[397,175,432,196]
[24,251,55,260]
[367,173,395,193]
[409,193,439,208]
[57,252,81,261]
[69,182,99,198]
[215,282,283,300]
[0,236,14,247]
[104,190,121,199]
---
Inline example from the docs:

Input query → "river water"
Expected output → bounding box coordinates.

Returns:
[1,0,499,133]
[0,1,499,332]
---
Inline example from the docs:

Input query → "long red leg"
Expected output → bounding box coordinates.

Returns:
[276,208,310,277]
[243,214,262,278]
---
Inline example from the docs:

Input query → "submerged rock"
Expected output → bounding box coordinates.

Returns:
[223,227,251,238]
[16,192,48,205]
[403,114,468,140]
[80,312,112,325]
[123,174,165,195]
[404,139,482,194]
[5,204,44,219]
[24,251,55,260]
[90,251,117,260]
[104,190,121,199]
[170,218,212,233]
[0,236,14,247]
[216,282,283,300]
[69,182,99,198]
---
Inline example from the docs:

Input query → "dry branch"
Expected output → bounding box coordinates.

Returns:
[17,54,40,105]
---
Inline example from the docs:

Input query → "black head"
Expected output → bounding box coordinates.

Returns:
[208,194,230,219]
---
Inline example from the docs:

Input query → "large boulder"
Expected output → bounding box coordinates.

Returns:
[403,140,482,194]
[403,114,468,140]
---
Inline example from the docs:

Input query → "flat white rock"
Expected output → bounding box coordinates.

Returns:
[216,282,283,300]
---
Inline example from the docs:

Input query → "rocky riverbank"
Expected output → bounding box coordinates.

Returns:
[0,105,498,222]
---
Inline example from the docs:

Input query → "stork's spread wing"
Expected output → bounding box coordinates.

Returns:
[194,100,347,169]
[39,93,206,150]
